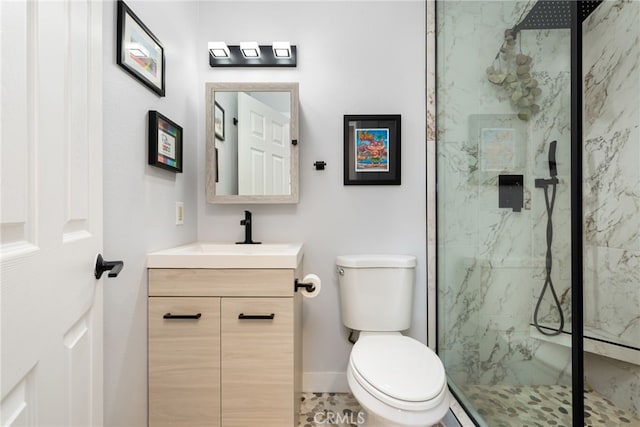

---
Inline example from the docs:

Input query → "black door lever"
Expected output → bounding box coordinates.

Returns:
[94,254,124,279]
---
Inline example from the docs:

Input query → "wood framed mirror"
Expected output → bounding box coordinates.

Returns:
[206,82,299,204]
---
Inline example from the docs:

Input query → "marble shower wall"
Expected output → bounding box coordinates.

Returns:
[436,0,573,388]
[582,0,640,417]
[582,0,639,353]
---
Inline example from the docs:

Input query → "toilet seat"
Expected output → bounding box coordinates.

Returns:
[349,335,448,411]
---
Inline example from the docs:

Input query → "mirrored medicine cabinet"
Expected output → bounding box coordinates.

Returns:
[205,82,299,204]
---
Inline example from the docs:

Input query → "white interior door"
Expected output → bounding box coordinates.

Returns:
[237,92,291,195]
[1,1,104,426]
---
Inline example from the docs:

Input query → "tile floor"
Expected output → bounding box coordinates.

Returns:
[299,388,639,426]
[298,392,444,427]
[462,384,640,427]
[299,393,362,427]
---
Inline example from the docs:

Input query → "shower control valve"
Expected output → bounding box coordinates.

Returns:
[535,177,559,188]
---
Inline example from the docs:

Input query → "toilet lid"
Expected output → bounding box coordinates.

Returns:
[350,335,446,402]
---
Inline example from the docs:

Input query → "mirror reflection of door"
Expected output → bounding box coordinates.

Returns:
[237,92,291,195]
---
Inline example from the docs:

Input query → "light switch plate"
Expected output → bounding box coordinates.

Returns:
[175,202,184,225]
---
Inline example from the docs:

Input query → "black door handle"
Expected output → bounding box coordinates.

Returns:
[94,254,124,279]
[163,313,202,320]
[238,313,275,320]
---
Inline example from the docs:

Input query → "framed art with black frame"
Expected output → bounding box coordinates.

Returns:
[116,0,166,97]
[148,111,183,173]
[343,114,401,185]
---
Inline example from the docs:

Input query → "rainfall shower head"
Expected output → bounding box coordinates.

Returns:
[512,0,603,35]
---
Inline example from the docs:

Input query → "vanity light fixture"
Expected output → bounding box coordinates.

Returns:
[208,41,230,58]
[272,41,291,58]
[240,41,261,58]
[208,41,297,68]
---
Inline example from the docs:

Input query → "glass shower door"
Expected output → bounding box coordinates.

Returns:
[435,1,574,425]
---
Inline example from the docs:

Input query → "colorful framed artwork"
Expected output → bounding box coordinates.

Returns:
[214,101,225,141]
[116,0,165,97]
[343,115,401,185]
[148,111,183,173]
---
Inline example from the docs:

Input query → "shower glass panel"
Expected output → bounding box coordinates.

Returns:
[436,1,573,425]
[582,0,640,423]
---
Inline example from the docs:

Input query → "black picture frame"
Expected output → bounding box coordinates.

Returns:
[343,114,401,185]
[214,101,225,141]
[148,111,183,173]
[116,0,165,97]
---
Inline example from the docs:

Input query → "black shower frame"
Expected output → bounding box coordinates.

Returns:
[432,1,585,426]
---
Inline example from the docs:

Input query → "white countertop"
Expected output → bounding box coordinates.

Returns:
[146,242,304,269]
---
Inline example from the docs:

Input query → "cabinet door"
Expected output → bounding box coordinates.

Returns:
[149,297,221,427]
[221,298,294,427]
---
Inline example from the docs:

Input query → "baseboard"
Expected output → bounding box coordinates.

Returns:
[303,372,349,393]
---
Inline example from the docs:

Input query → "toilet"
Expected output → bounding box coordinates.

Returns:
[337,254,450,427]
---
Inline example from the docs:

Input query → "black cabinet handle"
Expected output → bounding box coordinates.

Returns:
[163,313,202,320]
[94,254,124,279]
[238,313,275,320]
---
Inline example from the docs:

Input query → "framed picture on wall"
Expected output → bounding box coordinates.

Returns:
[148,111,183,173]
[214,101,225,141]
[116,0,166,97]
[343,114,401,185]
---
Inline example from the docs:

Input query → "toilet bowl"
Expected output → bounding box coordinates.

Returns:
[347,334,450,427]
[336,254,450,426]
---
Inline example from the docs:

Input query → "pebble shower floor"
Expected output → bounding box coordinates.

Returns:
[462,384,640,426]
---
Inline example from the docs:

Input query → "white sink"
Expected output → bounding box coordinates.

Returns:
[146,242,304,269]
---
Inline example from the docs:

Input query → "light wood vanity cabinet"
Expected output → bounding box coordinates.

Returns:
[148,268,302,427]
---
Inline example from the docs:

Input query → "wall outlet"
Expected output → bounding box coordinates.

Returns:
[175,202,184,225]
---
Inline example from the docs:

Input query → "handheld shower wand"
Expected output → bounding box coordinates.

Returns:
[533,140,564,336]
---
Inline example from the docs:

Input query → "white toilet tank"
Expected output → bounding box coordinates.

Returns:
[337,254,417,332]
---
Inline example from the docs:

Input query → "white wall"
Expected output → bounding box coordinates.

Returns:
[103,1,199,425]
[196,1,426,391]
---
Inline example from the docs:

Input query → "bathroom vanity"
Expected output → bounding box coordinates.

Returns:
[146,243,304,427]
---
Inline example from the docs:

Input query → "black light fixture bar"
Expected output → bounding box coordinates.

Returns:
[209,45,297,68]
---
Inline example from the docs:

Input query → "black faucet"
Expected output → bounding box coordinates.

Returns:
[236,210,261,244]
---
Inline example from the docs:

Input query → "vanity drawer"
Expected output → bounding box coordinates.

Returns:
[148,268,294,297]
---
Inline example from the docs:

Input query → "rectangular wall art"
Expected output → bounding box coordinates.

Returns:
[148,111,183,173]
[116,0,165,96]
[343,115,401,185]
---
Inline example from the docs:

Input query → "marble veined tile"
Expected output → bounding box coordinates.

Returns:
[426,0,436,142]
[583,0,640,139]
[438,245,482,350]
[585,353,640,418]
[584,245,640,349]
[584,126,640,251]
[476,210,534,267]
[478,266,537,331]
